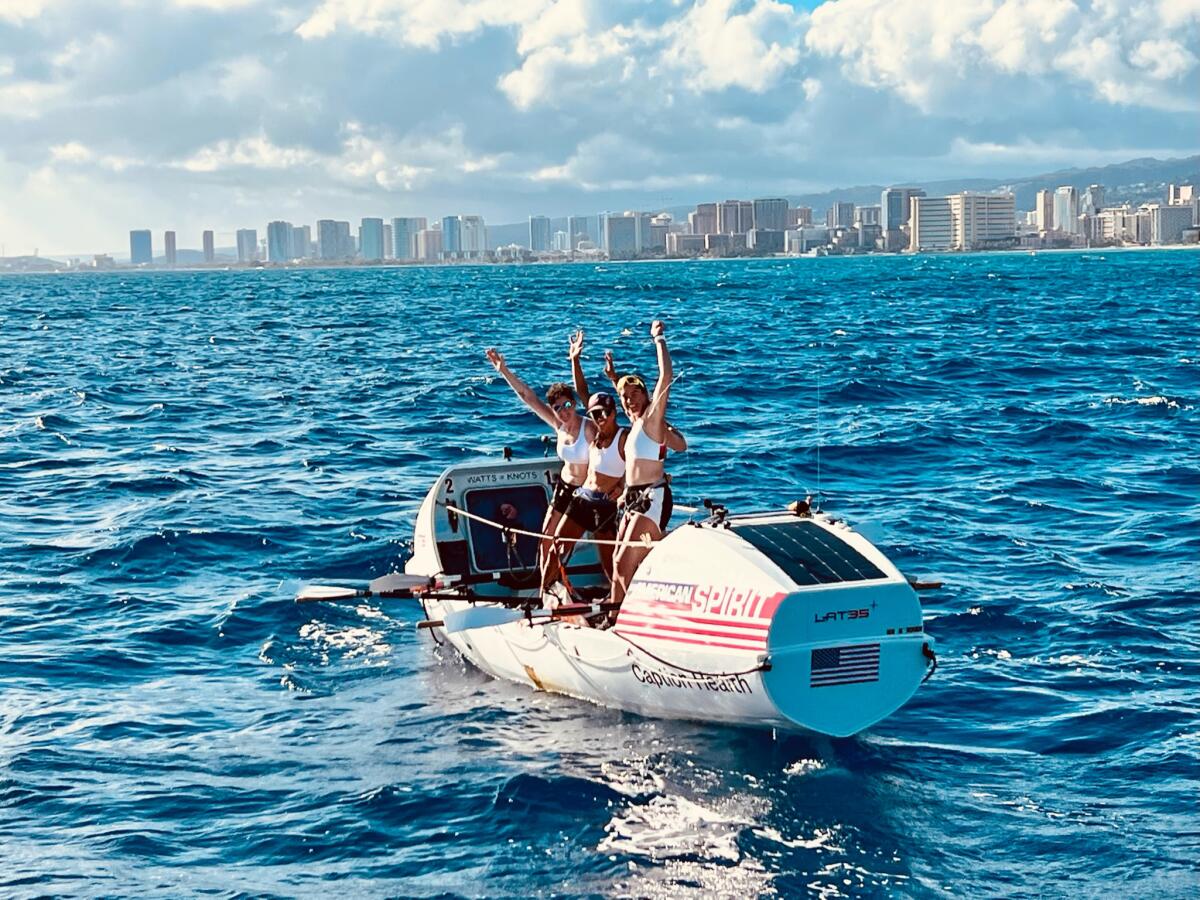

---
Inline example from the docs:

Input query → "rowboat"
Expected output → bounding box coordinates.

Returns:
[355,457,937,738]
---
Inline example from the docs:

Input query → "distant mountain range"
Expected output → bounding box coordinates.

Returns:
[486,154,1200,246]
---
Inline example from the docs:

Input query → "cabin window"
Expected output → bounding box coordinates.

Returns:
[733,521,885,586]
[463,485,548,572]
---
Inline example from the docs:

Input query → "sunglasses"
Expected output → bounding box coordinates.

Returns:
[588,407,613,421]
[552,400,575,412]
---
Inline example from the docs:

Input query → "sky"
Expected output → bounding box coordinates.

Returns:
[1,0,1197,255]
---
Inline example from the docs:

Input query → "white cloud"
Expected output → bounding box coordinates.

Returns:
[806,0,1200,113]
[295,0,550,47]
[658,0,803,92]
[1129,37,1197,78]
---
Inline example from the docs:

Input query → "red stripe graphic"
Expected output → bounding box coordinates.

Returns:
[615,628,764,651]
[618,615,769,644]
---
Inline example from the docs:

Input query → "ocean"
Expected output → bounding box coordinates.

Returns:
[1,250,1197,897]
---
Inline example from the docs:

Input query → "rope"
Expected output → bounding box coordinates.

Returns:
[611,629,771,679]
[437,500,653,548]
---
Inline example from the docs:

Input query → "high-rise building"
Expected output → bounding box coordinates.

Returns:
[460,215,487,256]
[716,200,753,234]
[528,215,552,252]
[910,193,1015,251]
[909,197,954,251]
[360,217,384,261]
[752,198,789,232]
[416,226,443,261]
[383,223,393,260]
[788,207,813,227]
[552,231,570,252]
[566,215,590,249]
[129,230,152,265]
[1036,190,1055,231]
[202,230,215,262]
[316,220,340,260]
[1167,184,1195,205]
[825,202,856,229]
[267,220,293,262]
[646,213,671,251]
[1081,184,1105,215]
[391,217,426,261]
[1054,186,1079,234]
[690,202,718,235]
[955,193,1016,249]
[292,225,310,259]
[605,214,640,259]
[855,205,882,227]
[164,231,176,265]
[441,216,462,257]
[236,229,258,262]
[880,188,924,232]
[1147,203,1194,244]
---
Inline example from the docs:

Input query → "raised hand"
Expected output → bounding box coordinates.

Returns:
[568,329,585,360]
[650,320,665,339]
[603,349,617,382]
[486,348,505,371]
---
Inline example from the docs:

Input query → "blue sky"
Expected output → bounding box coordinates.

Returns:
[1,0,1197,254]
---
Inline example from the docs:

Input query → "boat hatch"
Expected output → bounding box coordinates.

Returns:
[462,484,547,572]
[732,521,885,586]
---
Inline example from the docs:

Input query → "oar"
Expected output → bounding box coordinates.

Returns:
[419,601,619,634]
[296,572,436,603]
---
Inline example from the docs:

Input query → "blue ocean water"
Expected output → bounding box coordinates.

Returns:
[1,251,1197,897]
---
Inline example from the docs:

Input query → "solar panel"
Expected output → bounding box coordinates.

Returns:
[733,521,886,586]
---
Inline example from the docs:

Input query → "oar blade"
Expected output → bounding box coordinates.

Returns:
[296,584,360,602]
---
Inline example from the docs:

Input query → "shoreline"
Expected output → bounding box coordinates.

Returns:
[4,242,1198,276]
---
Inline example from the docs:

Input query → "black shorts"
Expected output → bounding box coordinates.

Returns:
[622,482,673,531]
[565,488,619,538]
[550,477,576,516]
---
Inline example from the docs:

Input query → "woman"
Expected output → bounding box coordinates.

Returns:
[486,343,593,593]
[610,320,687,607]
[548,384,627,598]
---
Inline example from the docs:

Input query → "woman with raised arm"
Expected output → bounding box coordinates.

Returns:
[610,320,687,607]
[486,345,594,593]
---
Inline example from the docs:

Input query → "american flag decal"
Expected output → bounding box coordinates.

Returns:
[810,643,880,688]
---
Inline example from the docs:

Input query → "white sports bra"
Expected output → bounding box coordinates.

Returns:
[556,424,590,466]
[626,419,666,473]
[589,428,626,478]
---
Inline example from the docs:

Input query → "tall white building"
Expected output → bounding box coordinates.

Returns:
[910,193,1015,251]
[1054,186,1079,234]
[460,215,487,256]
[236,228,258,262]
[1035,190,1055,231]
[909,197,954,251]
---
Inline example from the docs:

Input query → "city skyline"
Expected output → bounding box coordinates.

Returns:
[97,178,1196,272]
[2,1,1198,255]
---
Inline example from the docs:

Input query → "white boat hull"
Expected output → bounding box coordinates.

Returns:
[407,458,934,737]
